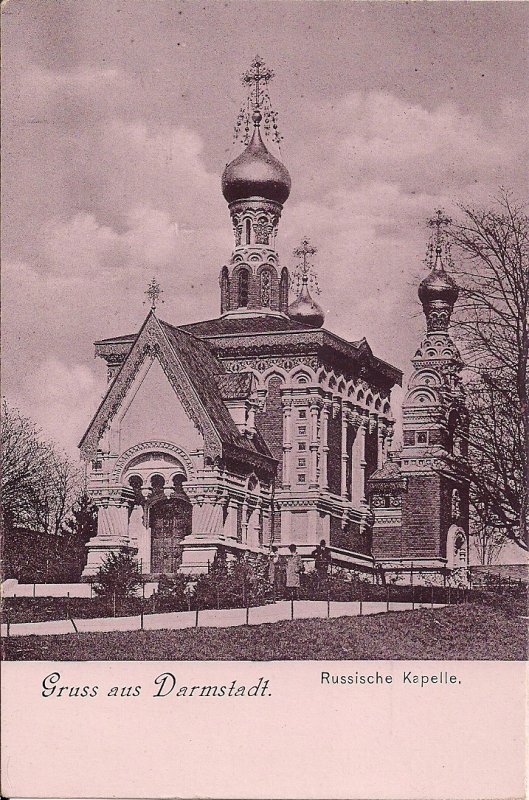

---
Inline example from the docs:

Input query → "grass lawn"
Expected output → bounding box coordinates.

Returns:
[2,603,527,661]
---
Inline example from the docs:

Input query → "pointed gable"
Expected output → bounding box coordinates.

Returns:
[79,312,275,472]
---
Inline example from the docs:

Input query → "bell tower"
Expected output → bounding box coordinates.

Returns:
[399,211,469,574]
[220,57,291,317]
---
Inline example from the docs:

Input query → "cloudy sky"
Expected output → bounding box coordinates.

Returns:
[2,0,528,456]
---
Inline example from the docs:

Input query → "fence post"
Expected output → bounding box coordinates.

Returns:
[430,585,434,609]
[90,581,93,600]
[195,604,199,628]
[113,591,116,618]
[33,582,36,598]
[359,581,363,616]
[216,584,220,610]
[327,583,331,619]
[411,582,415,611]
[140,600,144,631]
[447,584,451,606]
[6,609,10,638]
[386,585,390,612]
[290,592,294,620]
[246,602,250,626]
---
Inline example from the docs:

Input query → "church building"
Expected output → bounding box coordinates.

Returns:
[79,58,469,584]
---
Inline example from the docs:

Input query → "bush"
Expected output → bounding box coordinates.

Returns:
[93,551,142,612]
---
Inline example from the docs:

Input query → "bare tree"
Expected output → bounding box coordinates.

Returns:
[449,192,528,552]
[1,400,83,536]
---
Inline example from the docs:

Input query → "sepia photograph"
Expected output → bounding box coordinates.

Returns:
[2,3,528,798]
[1,0,528,666]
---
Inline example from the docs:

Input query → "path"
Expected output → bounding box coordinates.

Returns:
[1,599,444,638]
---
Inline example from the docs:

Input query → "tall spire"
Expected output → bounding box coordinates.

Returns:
[418,210,459,332]
[219,59,291,318]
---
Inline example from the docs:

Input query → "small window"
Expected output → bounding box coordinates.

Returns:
[298,426,307,435]
[298,458,306,468]
[298,409,307,419]
[245,219,251,245]
[417,432,428,445]
[298,474,306,484]
[298,442,306,451]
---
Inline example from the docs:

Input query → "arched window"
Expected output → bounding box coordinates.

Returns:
[220,266,230,313]
[245,219,252,245]
[238,269,249,307]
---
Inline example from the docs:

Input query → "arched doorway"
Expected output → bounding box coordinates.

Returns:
[148,475,192,575]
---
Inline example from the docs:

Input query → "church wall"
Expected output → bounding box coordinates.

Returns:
[372,525,404,559]
[117,359,203,458]
[255,375,284,484]
[401,475,442,558]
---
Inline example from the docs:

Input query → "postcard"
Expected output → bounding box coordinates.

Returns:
[1,1,528,798]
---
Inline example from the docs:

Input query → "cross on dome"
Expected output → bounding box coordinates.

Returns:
[233,55,282,146]
[293,238,317,277]
[291,237,321,297]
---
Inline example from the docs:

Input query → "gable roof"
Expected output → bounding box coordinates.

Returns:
[80,313,275,473]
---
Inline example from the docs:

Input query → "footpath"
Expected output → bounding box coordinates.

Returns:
[1,599,443,638]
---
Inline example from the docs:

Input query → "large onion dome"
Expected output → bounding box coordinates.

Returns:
[288,277,325,328]
[222,113,291,205]
[418,262,459,308]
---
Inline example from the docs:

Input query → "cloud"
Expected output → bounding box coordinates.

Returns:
[3,62,528,455]
[8,356,103,457]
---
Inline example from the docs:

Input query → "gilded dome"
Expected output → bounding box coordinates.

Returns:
[288,279,325,328]
[222,120,291,205]
[418,263,459,307]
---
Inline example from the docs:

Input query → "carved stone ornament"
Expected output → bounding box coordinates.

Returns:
[112,441,195,483]
[80,314,222,461]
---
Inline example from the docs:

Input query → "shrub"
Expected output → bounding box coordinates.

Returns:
[93,551,142,612]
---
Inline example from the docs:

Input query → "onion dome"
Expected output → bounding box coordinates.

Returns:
[418,262,459,308]
[418,244,459,332]
[288,276,325,328]
[222,112,291,205]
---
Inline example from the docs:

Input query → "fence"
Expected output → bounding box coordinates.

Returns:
[3,566,526,636]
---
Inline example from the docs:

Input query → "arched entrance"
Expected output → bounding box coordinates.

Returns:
[147,476,192,575]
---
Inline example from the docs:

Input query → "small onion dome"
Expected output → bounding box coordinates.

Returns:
[288,278,325,328]
[418,261,459,308]
[222,117,291,205]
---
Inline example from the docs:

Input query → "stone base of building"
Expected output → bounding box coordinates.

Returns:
[375,557,469,586]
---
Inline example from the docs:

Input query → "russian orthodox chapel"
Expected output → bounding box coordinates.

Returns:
[79,58,469,583]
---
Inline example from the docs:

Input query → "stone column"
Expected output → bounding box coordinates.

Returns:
[224,498,239,541]
[341,408,350,498]
[309,401,320,489]
[129,504,150,573]
[82,486,135,577]
[241,500,249,544]
[186,487,225,539]
[378,421,388,468]
[282,397,293,489]
[351,413,368,506]
[320,400,331,491]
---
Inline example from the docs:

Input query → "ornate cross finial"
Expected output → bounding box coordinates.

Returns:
[425,209,453,270]
[293,238,317,276]
[242,55,274,110]
[144,277,163,312]
[233,56,282,147]
[291,238,321,295]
